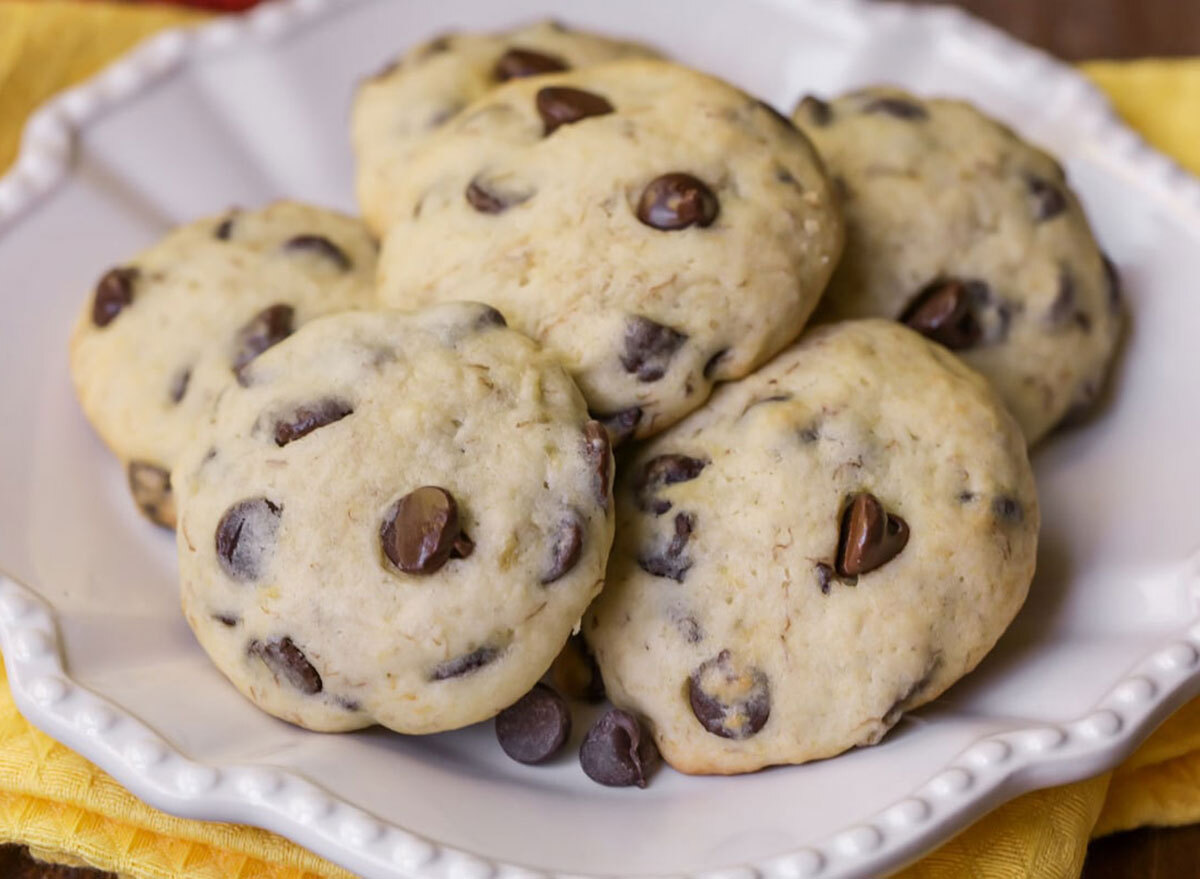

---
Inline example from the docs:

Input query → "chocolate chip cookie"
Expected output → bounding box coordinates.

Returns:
[793,87,1122,443]
[586,320,1038,774]
[352,20,660,234]
[173,304,615,734]
[376,59,844,443]
[69,202,378,528]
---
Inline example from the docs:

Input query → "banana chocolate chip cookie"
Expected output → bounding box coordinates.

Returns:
[587,320,1038,774]
[793,87,1122,444]
[174,304,615,734]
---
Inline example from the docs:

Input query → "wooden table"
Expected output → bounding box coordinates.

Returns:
[5,0,1198,876]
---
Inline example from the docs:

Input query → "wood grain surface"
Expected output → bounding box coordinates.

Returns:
[5,0,1198,877]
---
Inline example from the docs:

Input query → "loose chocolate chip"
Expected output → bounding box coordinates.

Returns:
[431,645,500,681]
[582,420,612,509]
[495,683,571,764]
[169,366,191,404]
[703,348,730,379]
[216,497,282,581]
[621,315,688,382]
[592,407,642,446]
[688,650,771,739]
[214,216,235,240]
[635,454,707,514]
[1026,174,1067,221]
[992,495,1024,524]
[1102,254,1122,313]
[580,708,659,788]
[542,513,584,584]
[796,94,833,126]
[815,562,834,595]
[381,486,473,575]
[213,613,239,627]
[862,96,928,120]
[837,493,909,577]
[249,637,322,694]
[900,279,982,351]
[92,267,139,328]
[232,304,294,384]
[273,398,354,447]
[128,461,176,530]
[638,511,695,582]
[636,173,719,231]
[536,86,614,135]
[551,633,605,702]
[465,178,531,214]
[282,235,352,271]
[493,47,568,81]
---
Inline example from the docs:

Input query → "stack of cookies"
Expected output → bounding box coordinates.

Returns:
[68,20,1122,784]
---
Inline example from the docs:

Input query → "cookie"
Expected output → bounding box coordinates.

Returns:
[69,202,378,528]
[793,87,1122,443]
[375,59,844,443]
[586,320,1038,774]
[173,304,615,734]
[352,20,660,233]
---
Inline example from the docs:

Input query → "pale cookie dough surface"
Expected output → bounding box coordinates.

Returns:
[174,304,615,734]
[69,202,378,527]
[352,20,660,233]
[587,320,1038,775]
[376,59,844,443]
[793,87,1123,444]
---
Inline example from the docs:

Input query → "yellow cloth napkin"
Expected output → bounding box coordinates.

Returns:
[1,3,1199,877]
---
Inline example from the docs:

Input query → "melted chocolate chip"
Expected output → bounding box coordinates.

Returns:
[273,398,353,447]
[582,420,612,509]
[1026,175,1067,221]
[621,315,687,382]
[169,366,192,404]
[635,454,707,514]
[536,86,614,135]
[232,304,294,384]
[862,96,928,120]
[796,94,833,126]
[282,235,351,271]
[381,486,473,575]
[127,461,175,529]
[901,280,983,350]
[638,511,695,582]
[703,348,730,379]
[592,406,642,446]
[836,493,909,577]
[551,633,605,702]
[493,47,568,81]
[542,513,584,585]
[688,650,770,739]
[431,645,500,680]
[214,216,236,240]
[636,173,719,231]
[580,708,659,788]
[92,267,139,328]
[216,498,282,581]
[495,683,571,764]
[992,495,1024,524]
[465,178,531,214]
[249,637,321,694]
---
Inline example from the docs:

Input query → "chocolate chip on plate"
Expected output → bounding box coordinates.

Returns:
[494,47,568,81]
[836,492,909,577]
[688,649,770,739]
[536,86,614,135]
[495,683,572,764]
[541,513,584,585]
[636,173,719,231]
[431,645,501,681]
[582,420,612,509]
[381,486,473,575]
[580,708,659,787]
[232,303,294,384]
[551,632,604,702]
[621,315,687,382]
[900,279,983,351]
[273,398,354,447]
[127,461,175,529]
[216,497,282,581]
[282,234,352,271]
[249,636,322,694]
[635,454,707,514]
[92,266,139,328]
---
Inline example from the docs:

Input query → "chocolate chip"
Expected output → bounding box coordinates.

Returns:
[551,633,605,702]
[621,315,687,382]
[381,486,473,575]
[232,304,294,384]
[542,513,584,584]
[815,562,834,595]
[592,407,642,446]
[169,366,191,404]
[580,708,659,788]
[92,267,138,328]
[703,348,729,380]
[536,86,614,135]
[582,420,612,509]
[880,658,941,730]
[475,304,507,329]
[1026,174,1067,221]
[465,178,531,214]
[337,695,361,711]
[494,47,568,81]
[282,235,351,271]
[900,279,982,351]
[214,215,235,240]
[216,497,282,581]
[862,96,928,120]
[755,99,797,131]
[638,511,694,582]
[636,454,707,514]
[796,94,833,126]
[423,34,454,55]
[837,493,909,577]
[636,173,719,231]
[1102,254,1122,313]
[676,614,704,643]
[958,490,976,503]
[495,683,571,764]
[128,461,175,529]
[273,398,353,447]
[249,637,322,694]
[688,650,770,739]
[431,645,500,680]
[1047,268,1090,331]
[992,495,1024,524]
[798,422,820,443]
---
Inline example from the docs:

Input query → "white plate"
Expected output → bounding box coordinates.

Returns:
[1,1,1199,877]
